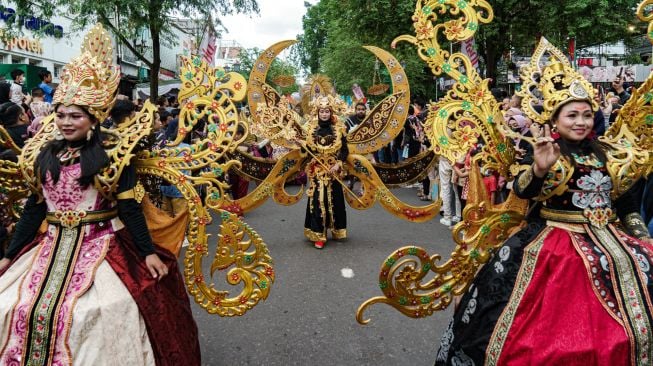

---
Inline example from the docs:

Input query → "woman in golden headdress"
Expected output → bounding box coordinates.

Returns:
[436,46,653,365]
[303,95,349,249]
[0,25,199,365]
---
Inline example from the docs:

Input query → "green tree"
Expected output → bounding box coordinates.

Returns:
[8,0,259,101]
[298,0,642,98]
[299,0,455,102]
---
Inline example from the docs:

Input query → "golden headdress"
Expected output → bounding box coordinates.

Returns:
[52,24,120,121]
[309,94,347,117]
[517,38,598,125]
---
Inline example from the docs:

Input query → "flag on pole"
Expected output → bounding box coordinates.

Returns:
[461,38,480,72]
[199,27,217,65]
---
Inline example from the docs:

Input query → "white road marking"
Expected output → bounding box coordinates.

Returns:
[341,268,354,278]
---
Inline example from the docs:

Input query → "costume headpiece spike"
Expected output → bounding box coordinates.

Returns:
[52,23,120,121]
[517,38,598,125]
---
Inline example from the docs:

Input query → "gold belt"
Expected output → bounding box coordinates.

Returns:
[46,208,118,229]
[540,207,616,226]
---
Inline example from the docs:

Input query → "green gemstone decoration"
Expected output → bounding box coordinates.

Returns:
[193,57,201,66]
[500,213,510,223]
[427,47,437,56]
[386,257,397,267]
[462,101,472,111]
[210,192,220,200]
[438,109,448,118]
[438,0,446,4]
[245,255,252,263]
[442,63,452,72]
[408,247,418,255]
[379,281,388,290]
[399,297,408,305]
[221,211,231,220]
[470,249,480,259]
[422,5,432,14]
[443,284,452,293]
[420,296,431,304]
[423,263,432,272]
[184,72,193,80]
[467,22,478,31]
[481,225,490,235]
[457,0,467,9]
[439,136,449,145]
[646,115,653,126]
[645,93,653,103]
[215,70,226,78]
[497,143,507,153]
[459,75,468,84]
[260,280,268,289]
[208,124,217,132]
[487,116,494,124]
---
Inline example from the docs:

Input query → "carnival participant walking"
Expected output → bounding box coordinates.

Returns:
[304,96,349,249]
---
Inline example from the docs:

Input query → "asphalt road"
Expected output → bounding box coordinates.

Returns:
[187,185,455,366]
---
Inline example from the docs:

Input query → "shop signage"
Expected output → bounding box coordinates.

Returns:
[0,29,43,54]
[0,6,64,38]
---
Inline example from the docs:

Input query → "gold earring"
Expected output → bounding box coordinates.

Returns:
[54,129,64,140]
[87,129,94,141]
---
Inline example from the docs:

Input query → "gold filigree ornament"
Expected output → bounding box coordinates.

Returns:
[0,127,29,220]
[516,38,598,127]
[135,54,274,316]
[392,0,517,179]
[357,0,534,324]
[603,2,653,154]
[357,162,527,324]
[52,24,120,122]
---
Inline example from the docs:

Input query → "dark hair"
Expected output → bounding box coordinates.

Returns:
[160,110,171,120]
[0,83,9,104]
[170,108,180,118]
[31,87,44,98]
[355,101,366,109]
[10,69,24,80]
[408,105,415,115]
[550,101,606,167]
[109,100,135,125]
[38,69,51,81]
[156,96,168,106]
[37,106,110,186]
[0,102,23,126]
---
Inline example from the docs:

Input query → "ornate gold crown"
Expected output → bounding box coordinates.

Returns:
[52,24,120,122]
[517,38,598,125]
[309,95,347,117]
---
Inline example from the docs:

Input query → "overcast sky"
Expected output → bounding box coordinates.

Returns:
[218,0,318,50]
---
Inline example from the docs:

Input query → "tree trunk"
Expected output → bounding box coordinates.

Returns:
[149,28,160,102]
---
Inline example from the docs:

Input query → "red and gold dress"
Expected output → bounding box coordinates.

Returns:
[436,143,653,365]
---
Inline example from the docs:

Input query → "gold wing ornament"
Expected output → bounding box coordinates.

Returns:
[358,0,531,324]
[220,42,441,222]
[134,55,274,316]
[0,126,29,220]
[598,0,653,186]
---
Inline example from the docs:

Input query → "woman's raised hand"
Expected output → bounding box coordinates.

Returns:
[531,124,560,178]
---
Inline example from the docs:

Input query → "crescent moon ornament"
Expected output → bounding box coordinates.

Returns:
[247,40,298,124]
[347,46,410,155]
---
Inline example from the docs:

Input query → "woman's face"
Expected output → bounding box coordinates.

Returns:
[55,105,95,142]
[554,101,594,142]
[318,108,331,122]
[508,117,519,129]
[153,112,162,131]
